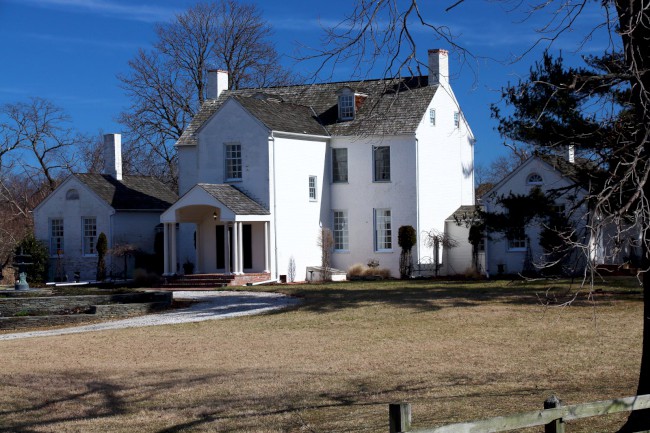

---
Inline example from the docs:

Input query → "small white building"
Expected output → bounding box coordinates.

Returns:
[163,49,476,282]
[33,134,178,281]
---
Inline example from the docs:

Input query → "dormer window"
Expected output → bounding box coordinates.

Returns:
[337,87,366,121]
[339,94,354,120]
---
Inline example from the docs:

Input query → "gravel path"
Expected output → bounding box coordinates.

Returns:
[0,291,299,341]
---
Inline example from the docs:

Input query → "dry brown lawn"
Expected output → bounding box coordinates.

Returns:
[0,278,644,432]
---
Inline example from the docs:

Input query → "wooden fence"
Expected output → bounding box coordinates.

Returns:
[388,394,650,433]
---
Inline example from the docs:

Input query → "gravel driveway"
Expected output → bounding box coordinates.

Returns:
[0,291,299,341]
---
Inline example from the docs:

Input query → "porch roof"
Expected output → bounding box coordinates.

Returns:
[198,184,270,216]
[161,183,270,223]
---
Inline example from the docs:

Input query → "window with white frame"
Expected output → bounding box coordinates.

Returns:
[338,94,355,120]
[332,148,348,182]
[374,209,392,251]
[82,217,97,255]
[429,108,436,126]
[454,111,460,128]
[527,173,543,185]
[50,218,64,255]
[373,146,390,182]
[225,143,242,181]
[66,189,79,200]
[333,210,349,251]
[308,176,317,201]
[507,227,527,250]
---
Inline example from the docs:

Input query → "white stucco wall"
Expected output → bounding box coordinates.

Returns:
[271,133,330,281]
[195,99,271,208]
[34,177,114,281]
[415,85,475,271]
[329,134,417,278]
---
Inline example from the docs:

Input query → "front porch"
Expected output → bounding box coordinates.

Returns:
[161,184,273,281]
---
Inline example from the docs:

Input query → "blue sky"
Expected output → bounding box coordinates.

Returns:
[0,0,615,169]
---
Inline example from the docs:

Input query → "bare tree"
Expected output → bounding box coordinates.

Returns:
[0,98,82,270]
[317,227,334,281]
[118,1,296,191]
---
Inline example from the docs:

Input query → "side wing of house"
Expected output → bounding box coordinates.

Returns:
[415,84,475,272]
[33,176,114,281]
[482,157,587,276]
[174,98,330,281]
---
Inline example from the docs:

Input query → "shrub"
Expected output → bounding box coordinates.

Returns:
[96,232,108,281]
[347,263,366,279]
[14,233,49,284]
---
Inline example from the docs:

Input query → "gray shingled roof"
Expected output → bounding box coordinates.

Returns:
[178,76,437,146]
[446,205,479,221]
[75,174,178,211]
[198,184,270,215]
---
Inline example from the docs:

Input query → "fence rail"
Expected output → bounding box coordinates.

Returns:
[388,394,650,433]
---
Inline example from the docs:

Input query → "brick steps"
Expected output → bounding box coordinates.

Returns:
[161,273,272,289]
[162,274,233,289]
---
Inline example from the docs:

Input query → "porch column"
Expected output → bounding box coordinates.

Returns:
[232,221,240,274]
[237,222,244,274]
[195,224,201,274]
[224,223,231,274]
[264,221,270,273]
[170,222,177,275]
[163,223,170,275]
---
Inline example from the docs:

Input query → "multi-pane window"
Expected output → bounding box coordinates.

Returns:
[83,217,97,255]
[373,146,390,182]
[50,218,64,255]
[225,143,242,181]
[454,111,460,128]
[527,173,543,185]
[308,176,317,201]
[333,211,349,251]
[429,108,436,126]
[339,94,355,120]
[507,227,527,250]
[332,148,348,183]
[374,209,392,251]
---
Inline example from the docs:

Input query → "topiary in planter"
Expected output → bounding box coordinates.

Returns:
[398,225,417,279]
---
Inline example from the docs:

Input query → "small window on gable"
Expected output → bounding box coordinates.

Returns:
[454,111,460,128]
[429,109,436,126]
[66,189,79,200]
[527,173,543,185]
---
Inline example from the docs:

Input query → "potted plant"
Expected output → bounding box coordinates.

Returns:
[182,259,195,275]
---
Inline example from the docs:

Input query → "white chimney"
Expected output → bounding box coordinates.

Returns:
[103,133,122,181]
[567,145,575,164]
[428,49,449,87]
[207,69,229,99]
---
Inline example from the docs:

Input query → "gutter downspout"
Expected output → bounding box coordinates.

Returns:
[415,136,421,268]
[271,132,279,280]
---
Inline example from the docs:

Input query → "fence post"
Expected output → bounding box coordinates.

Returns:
[389,402,411,433]
[544,395,565,433]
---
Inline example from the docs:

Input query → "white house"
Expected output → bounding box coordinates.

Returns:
[33,134,178,281]
[476,151,642,276]
[162,49,476,282]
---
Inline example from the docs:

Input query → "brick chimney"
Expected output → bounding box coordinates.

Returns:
[207,69,229,99]
[103,133,122,181]
[428,49,449,87]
